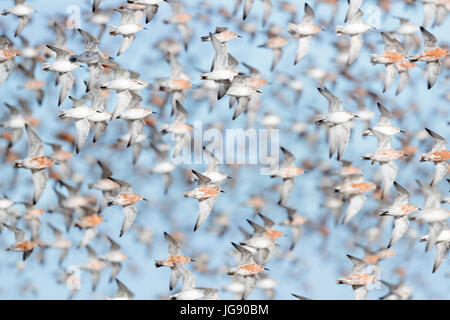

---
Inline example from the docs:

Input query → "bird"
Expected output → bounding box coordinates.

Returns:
[270,147,305,205]
[58,96,98,154]
[227,242,266,300]
[163,1,193,50]
[0,36,21,85]
[409,27,449,89]
[287,3,322,65]
[197,145,229,186]
[110,7,146,56]
[79,246,107,291]
[226,73,259,120]
[117,92,155,147]
[43,223,72,265]
[155,231,194,290]
[2,223,38,261]
[315,87,358,161]
[258,26,288,71]
[160,101,193,158]
[362,102,403,137]
[200,32,238,84]
[370,32,408,93]
[334,172,376,224]
[42,45,79,106]
[378,182,419,248]
[184,170,222,231]
[127,0,167,24]
[419,128,449,186]
[337,254,377,300]
[14,124,55,204]
[0,103,26,148]
[99,236,128,282]
[73,206,104,248]
[279,205,307,250]
[362,128,405,198]
[104,177,148,237]
[336,8,372,66]
[2,0,35,38]
[100,64,148,120]
[237,0,273,26]
[419,225,450,273]
[169,264,216,300]
[88,160,120,212]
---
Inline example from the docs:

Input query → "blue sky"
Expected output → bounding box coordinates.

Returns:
[0,0,448,299]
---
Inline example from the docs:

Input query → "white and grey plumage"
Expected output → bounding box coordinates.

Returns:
[150,142,176,194]
[421,128,448,186]
[45,223,72,265]
[270,146,304,205]
[160,101,192,158]
[2,0,35,37]
[362,128,400,199]
[169,264,214,300]
[200,32,238,84]
[420,224,450,273]
[362,103,403,137]
[105,279,135,300]
[336,7,372,66]
[226,73,258,120]
[315,87,357,161]
[280,205,305,251]
[412,180,449,254]
[287,3,321,65]
[110,8,145,56]
[117,92,154,147]
[0,103,25,147]
[100,236,128,282]
[58,96,97,154]
[71,29,108,92]
[379,182,417,248]
[379,280,412,300]
[344,0,363,23]
[100,64,147,120]
[128,0,166,24]
[42,45,79,106]
[163,1,193,50]
[198,145,229,187]
[239,0,273,26]
[79,246,106,291]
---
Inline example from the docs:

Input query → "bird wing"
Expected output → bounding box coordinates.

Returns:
[194,195,218,231]
[341,194,366,224]
[120,204,137,237]
[25,124,44,157]
[348,34,363,66]
[388,216,409,248]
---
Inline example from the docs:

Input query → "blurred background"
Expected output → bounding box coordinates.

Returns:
[0,0,448,299]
